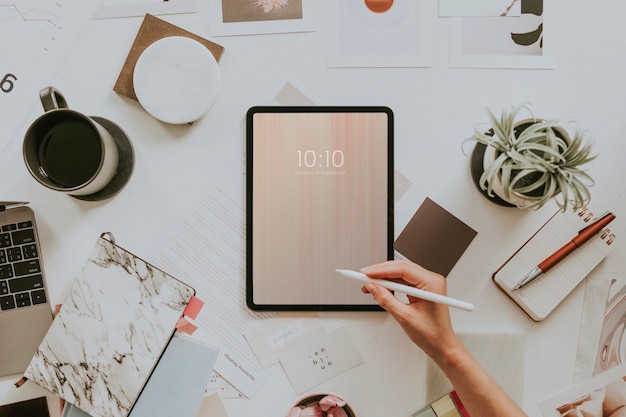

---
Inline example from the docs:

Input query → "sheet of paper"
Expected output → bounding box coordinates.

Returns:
[267,75,320,106]
[149,75,320,398]
[94,0,196,19]
[439,0,521,16]
[150,171,274,398]
[326,0,435,68]
[279,327,364,394]
[0,0,103,158]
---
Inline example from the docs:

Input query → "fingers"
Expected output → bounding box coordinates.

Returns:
[360,260,458,360]
[362,282,411,316]
[360,259,446,293]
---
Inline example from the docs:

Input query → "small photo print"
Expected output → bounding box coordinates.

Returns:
[221,0,303,23]
[460,12,542,56]
[540,364,626,417]
[208,0,316,36]
[450,0,553,69]
[326,0,435,68]
[556,378,626,417]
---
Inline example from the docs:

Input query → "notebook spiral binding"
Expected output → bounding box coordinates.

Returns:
[578,207,615,245]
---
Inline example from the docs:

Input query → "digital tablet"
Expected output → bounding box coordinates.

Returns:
[246,106,394,310]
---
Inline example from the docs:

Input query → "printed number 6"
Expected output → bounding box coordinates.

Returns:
[1,74,17,93]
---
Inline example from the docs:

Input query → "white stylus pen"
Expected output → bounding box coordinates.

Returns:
[336,269,474,312]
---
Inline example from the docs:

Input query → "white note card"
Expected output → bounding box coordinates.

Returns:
[279,327,364,394]
[244,312,327,368]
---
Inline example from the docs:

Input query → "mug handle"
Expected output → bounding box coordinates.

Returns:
[39,86,69,112]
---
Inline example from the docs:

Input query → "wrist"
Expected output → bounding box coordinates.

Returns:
[429,336,468,372]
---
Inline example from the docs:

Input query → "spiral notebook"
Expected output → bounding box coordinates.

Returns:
[493,207,616,321]
[23,233,196,417]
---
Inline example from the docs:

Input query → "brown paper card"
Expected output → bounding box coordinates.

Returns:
[394,197,477,277]
[113,13,225,101]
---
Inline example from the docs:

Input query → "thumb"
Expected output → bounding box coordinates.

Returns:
[364,283,407,315]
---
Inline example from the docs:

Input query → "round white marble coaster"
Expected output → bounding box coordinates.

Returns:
[133,36,221,124]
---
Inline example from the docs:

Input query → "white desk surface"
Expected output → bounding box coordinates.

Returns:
[1,2,626,417]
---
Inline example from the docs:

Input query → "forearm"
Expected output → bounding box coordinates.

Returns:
[433,341,527,417]
[359,260,527,416]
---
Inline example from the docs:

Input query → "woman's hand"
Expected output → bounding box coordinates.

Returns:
[360,259,462,362]
[360,259,527,417]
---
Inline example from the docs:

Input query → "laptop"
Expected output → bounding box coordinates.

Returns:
[0,202,53,377]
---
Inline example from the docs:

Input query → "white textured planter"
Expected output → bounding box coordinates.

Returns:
[469,119,567,208]
[480,145,545,208]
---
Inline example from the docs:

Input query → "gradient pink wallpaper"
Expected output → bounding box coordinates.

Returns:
[251,111,390,306]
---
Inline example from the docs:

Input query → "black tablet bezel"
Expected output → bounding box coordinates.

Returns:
[245,106,394,311]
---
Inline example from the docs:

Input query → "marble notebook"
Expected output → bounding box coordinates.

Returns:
[24,233,195,417]
[61,334,219,417]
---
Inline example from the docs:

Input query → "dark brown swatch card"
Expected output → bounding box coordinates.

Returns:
[0,397,49,417]
[394,198,477,277]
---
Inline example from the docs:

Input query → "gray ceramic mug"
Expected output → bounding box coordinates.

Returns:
[23,87,119,196]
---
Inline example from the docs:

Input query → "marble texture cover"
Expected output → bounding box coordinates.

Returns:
[24,233,195,417]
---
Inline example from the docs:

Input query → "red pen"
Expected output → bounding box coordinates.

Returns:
[512,211,616,290]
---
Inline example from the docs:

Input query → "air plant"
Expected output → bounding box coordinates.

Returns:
[464,105,597,211]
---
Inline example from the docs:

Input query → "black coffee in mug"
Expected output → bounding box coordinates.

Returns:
[23,87,120,197]
[38,119,103,188]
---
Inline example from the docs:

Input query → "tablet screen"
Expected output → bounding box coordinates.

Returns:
[246,107,393,310]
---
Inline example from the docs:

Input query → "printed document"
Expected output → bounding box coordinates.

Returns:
[0,0,103,156]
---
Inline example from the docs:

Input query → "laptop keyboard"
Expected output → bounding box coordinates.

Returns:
[0,221,47,311]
